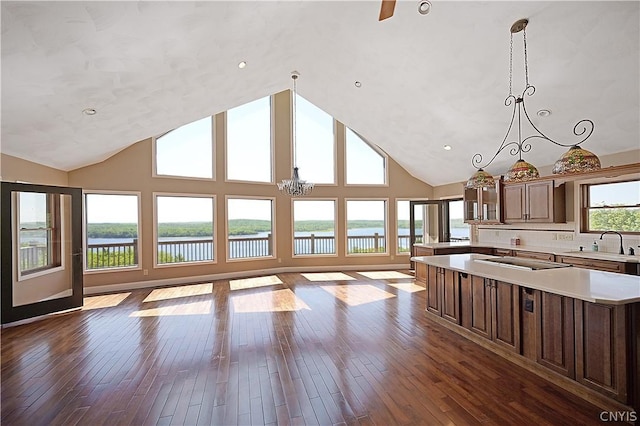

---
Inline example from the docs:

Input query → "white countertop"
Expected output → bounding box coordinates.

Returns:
[411,253,640,305]
[414,242,640,263]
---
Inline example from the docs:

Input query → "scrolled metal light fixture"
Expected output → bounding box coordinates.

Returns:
[467,18,600,187]
[277,71,314,197]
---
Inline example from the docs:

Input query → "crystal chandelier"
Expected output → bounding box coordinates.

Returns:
[277,72,314,196]
[466,18,600,188]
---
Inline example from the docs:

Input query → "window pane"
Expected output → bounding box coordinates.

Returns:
[295,95,335,184]
[85,193,140,270]
[227,97,272,182]
[588,207,640,232]
[346,128,385,185]
[156,116,213,178]
[294,200,336,255]
[397,201,424,253]
[18,192,60,274]
[589,181,640,207]
[346,200,386,254]
[227,198,273,259]
[156,196,214,264]
[448,200,470,241]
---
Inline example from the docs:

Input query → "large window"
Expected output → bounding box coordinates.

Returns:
[397,200,423,254]
[293,199,336,256]
[346,200,387,255]
[448,200,470,241]
[227,198,274,259]
[17,192,61,275]
[295,95,335,184]
[345,128,386,185]
[582,180,640,233]
[155,195,215,265]
[85,192,140,270]
[226,97,272,182]
[155,116,213,179]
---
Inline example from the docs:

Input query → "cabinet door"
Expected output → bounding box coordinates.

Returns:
[503,184,526,223]
[514,250,554,262]
[415,262,427,284]
[556,256,625,274]
[491,281,521,353]
[480,185,500,222]
[426,266,441,316]
[467,276,492,339]
[441,269,460,324]
[526,181,554,222]
[463,187,480,222]
[575,301,627,403]
[536,291,575,378]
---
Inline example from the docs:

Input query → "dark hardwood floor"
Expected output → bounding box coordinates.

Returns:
[1,270,610,425]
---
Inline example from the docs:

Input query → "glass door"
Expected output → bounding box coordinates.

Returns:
[1,182,83,324]
[409,200,449,266]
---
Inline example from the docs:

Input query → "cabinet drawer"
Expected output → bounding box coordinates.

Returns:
[556,256,624,273]
[514,250,554,262]
[494,248,513,256]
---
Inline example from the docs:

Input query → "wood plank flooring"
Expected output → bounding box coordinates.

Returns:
[1,270,610,425]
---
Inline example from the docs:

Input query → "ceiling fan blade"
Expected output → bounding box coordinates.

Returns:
[379,0,396,21]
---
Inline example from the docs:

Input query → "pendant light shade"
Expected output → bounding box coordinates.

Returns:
[504,159,540,182]
[552,145,602,175]
[465,169,495,189]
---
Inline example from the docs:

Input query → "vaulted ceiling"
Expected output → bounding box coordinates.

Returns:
[2,1,638,186]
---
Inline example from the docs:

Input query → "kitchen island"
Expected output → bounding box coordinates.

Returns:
[412,253,640,414]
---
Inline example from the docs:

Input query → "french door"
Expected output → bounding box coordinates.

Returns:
[1,182,83,324]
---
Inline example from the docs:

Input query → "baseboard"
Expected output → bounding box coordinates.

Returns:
[83,263,412,295]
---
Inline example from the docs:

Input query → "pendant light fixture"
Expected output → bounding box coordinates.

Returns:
[467,18,600,185]
[277,71,314,197]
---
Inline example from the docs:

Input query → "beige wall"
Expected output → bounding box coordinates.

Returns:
[1,154,68,186]
[66,90,434,291]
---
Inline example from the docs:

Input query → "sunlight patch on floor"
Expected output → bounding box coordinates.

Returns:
[302,272,356,282]
[386,282,425,293]
[83,292,131,310]
[143,283,212,303]
[231,289,310,313]
[320,284,396,306]
[357,271,414,280]
[129,300,213,317]
[230,275,283,291]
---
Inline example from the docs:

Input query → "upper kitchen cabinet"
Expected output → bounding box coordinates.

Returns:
[464,179,502,224]
[503,180,566,223]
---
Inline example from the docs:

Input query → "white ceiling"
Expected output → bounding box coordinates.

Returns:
[1,1,638,186]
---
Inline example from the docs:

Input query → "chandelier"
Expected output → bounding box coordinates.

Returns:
[466,18,601,189]
[277,72,314,196]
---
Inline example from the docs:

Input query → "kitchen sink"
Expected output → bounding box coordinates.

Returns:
[474,256,573,271]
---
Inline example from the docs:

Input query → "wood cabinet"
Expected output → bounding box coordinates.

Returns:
[536,291,575,378]
[426,266,460,324]
[555,255,633,274]
[415,262,427,284]
[463,180,502,224]
[493,248,513,257]
[460,274,520,352]
[575,301,628,403]
[514,250,555,262]
[503,180,566,223]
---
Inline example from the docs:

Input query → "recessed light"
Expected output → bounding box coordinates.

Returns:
[238,61,247,69]
[418,1,432,15]
[354,81,362,88]
[82,108,97,116]
[443,145,452,150]
[537,109,551,117]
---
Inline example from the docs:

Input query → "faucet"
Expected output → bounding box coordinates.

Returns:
[599,231,624,255]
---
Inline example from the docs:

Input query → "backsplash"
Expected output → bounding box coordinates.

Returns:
[477,225,640,256]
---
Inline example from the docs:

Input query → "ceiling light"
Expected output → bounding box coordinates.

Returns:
[82,108,97,116]
[537,109,551,117]
[443,145,452,150]
[354,81,362,88]
[467,18,600,185]
[238,61,247,69]
[418,1,431,15]
[277,71,314,197]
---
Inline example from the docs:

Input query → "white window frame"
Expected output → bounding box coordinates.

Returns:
[291,198,338,258]
[152,116,215,181]
[225,195,276,262]
[153,192,217,268]
[83,190,143,274]
[345,198,389,256]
